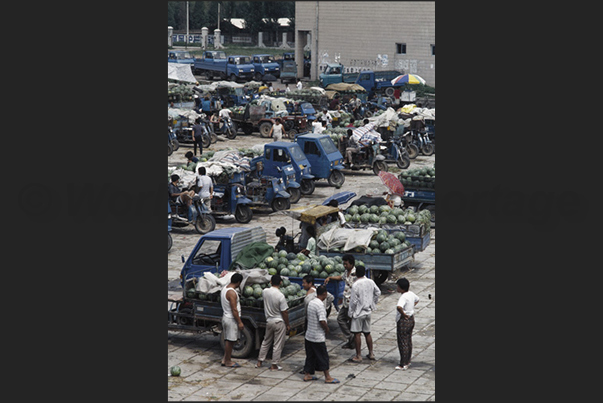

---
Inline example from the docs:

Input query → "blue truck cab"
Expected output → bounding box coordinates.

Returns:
[251,54,280,80]
[295,133,345,184]
[180,227,267,287]
[256,142,315,195]
[226,55,255,81]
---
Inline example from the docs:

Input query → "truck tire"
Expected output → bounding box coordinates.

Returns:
[168,232,173,252]
[286,128,297,139]
[259,121,273,138]
[168,143,173,157]
[219,322,255,358]
[300,179,315,195]
[235,205,253,224]
[255,72,262,81]
[287,187,301,204]
[229,74,237,82]
[385,87,395,97]
[271,197,290,212]
[327,170,345,187]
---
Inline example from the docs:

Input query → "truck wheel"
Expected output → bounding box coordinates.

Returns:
[168,143,173,157]
[194,214,216,234]
[255,72,262,81]
[385,87,395,97]
[271,197,290,212]
[300,179,315,195]
[372,270,389,286]
[168,232,173,252]
[259,122,273,138]
[286,128,297,139]
[229,74,237,82]
[204,70,212,80]
[235,205,253,224]
[287,187,301,204]
[220,322,255,358]
[327,170,345,187]
[373,161,388,175]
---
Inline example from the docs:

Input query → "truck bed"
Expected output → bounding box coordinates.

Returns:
[319,243,414,273]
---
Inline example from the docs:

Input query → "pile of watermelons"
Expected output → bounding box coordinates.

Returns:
[398,165,435,190]
[344,204,431,227]
[321,229,412,255]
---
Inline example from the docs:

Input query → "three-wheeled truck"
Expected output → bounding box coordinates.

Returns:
[168,227,308,358]
[295,132,346,188]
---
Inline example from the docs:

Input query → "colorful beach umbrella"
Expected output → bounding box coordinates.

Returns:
[390,74,426,86]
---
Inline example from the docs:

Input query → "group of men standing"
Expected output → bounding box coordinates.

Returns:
[218,253,419,378]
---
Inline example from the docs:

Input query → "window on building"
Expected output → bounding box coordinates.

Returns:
[431,45,435,56]
[396,43,407,55]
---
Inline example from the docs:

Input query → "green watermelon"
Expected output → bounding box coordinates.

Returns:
[379,241,390,252]
[243,286,254,297]
[376,233,388,243]
[310,270,319,278]
[390,238,401,247]
[406,213,416,223]
[278,250,288,258]
[324,264,334,274]
[280,268,290,276]
[369,205,380,214]
[356,260,365,267]
[319,271,328,278]
[352,213,361,222]
[268,258,279,269]
[358,204,368,214]
[258,262,267,270]
[279,257,289,266]
[268,268,277,275]
[297,253,306,261]
[280,287,289,297]
[369,240,380,249]
[385,249,394,254]
[379,216,388,224]
[301,262,312,273]
[286,285,297,295]
[386,214,397,224]
[360,213,370,223]
[365,247,372,253]
[312,263,322,273]
[347,205,359,215]
[379,205,392,213]
[369,214,380,223]
[286,252,297,260]
[186,288,196,298]
[170,366,181,377]
[344,214,353,222]
[253,287,263,298]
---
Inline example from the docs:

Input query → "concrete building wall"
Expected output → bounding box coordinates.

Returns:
[296,1,435,86]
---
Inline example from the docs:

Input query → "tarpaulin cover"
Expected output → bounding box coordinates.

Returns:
[317,227,377,252]
[228,241,275,271]
[168,62,197,83]
[325,83,367,92]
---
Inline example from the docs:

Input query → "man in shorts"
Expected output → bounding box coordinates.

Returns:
[220,273,244,368]
[347,265,381,362]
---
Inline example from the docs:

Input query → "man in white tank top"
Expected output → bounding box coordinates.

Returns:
[220,272,244,368]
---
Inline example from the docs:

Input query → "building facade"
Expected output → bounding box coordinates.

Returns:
[295,1,435,86]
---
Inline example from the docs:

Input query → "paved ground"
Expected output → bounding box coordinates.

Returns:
[167,117,435,401]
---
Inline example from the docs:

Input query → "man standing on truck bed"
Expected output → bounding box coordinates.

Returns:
[256,274,290,371]
[220,272,244,368]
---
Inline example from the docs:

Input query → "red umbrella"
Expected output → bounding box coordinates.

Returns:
[378,170,405,196]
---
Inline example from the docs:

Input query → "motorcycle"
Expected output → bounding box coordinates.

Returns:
[381,133,411,169]
[409,129,434,156]
[168,195,217,235]
[215,116,237,140]
[168,127,180,152]
[401,130,419,159]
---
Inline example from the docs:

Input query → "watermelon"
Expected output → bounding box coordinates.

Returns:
[379,241,390,252]
[170,366,181,377]
[301,262,312,273]
[385,249,395,254]
[186,288,196,298]
[380,210,390,217]
[344,214,353,222]
[310,270,319,278]
[319,271,328,278]
[312,263,322,273]
[386,215,397,224]
[360,213,370,223]
[369,214,380,223]
[278,257,288,266]
[258,262,267,270]
[369,205,380,214]
[286,285,297,295]
[376,232,388,243]
[392,207,403,216]
[324,264,334,274]
[334,256,343,263]
[390,238,401,247]
[297,252,306,261]
[282,278,291,287]
[268,268,277,275]
[197,292,207,300]
[358,204,368,214]
[365,247,372,253]
[406,213,416,223]
[379,205,391,213]
[260,282,268,289]
[379,216,387,224]
[253,287,263,298]
[369,240,380,249]
[347,205,359,215]
[356,260,365,267]
[243,286,254,297]
[352,213,361,222]
[280,268,290,276]
[278,250,288,258]
[280,287,289,297]
[335,263,345,272]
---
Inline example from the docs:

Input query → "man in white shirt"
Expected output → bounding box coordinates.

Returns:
[395,277,419,370]
[303,286,340,384]
[347,265,381,362]
[256,275,290,371]
[296,78,303,90]
[220,273,244,368]
[196,166,213,211]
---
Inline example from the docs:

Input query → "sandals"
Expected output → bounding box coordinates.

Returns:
[395,365,409,370]
[325,378,341,384]
[366,354,376,360]
[349,357,362,363]
[224,363,241,368]
[270,365,283,371]
[303,376,319,382]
